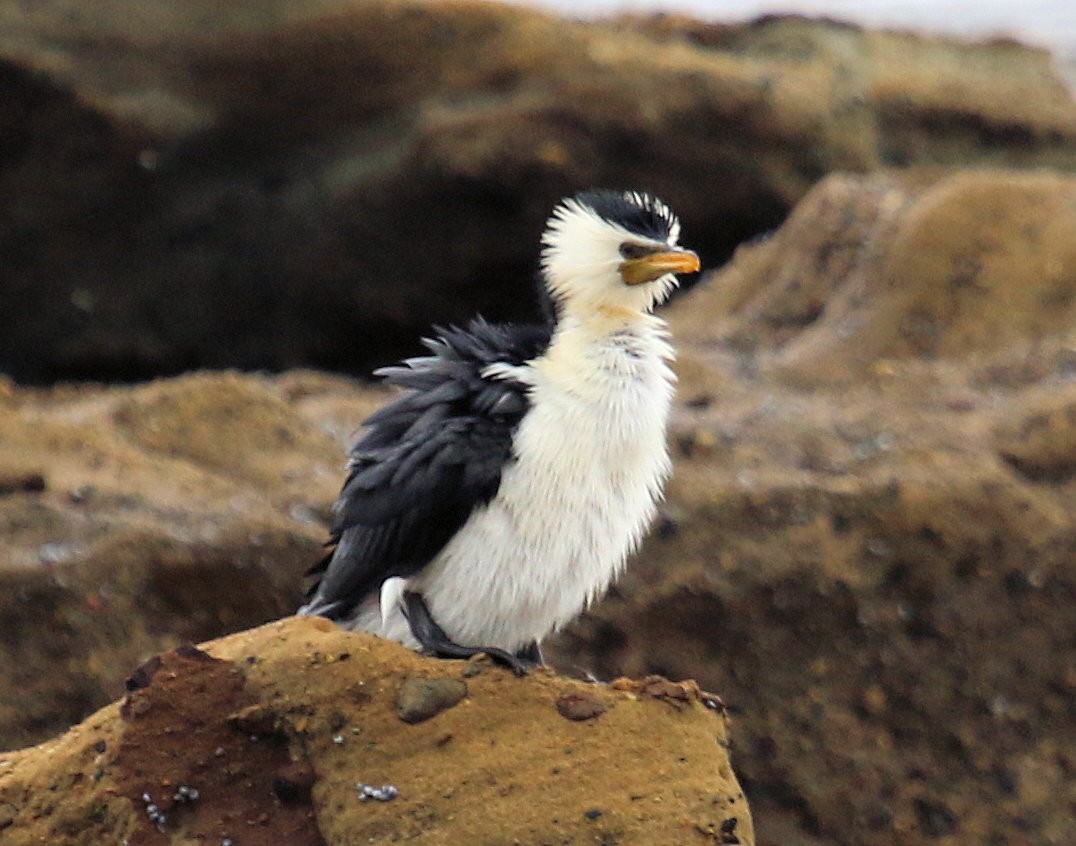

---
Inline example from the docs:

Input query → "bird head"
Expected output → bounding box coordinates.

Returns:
[540,189,700,317]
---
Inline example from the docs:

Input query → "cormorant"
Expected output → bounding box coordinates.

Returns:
[300,189,700,673]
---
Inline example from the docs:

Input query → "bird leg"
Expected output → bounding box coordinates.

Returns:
[515,640,545,666]
[402,591,533,676]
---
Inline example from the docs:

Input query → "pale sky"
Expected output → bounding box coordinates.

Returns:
[507,0,1076,53]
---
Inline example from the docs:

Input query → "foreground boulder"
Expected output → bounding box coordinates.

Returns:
[0,616,752,846]
[2,1,1075,381]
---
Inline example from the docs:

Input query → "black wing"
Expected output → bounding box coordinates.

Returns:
[300,317,551,620]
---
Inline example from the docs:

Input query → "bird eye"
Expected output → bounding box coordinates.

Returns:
[619,242,653,260]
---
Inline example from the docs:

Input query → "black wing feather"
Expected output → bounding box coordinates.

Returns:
[301,317,551,620]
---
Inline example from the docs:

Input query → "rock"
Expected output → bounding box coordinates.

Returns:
[273,761,317,806]
[0,370,381,749]
[2,3,1075,381]
[682,169,1076,383]
[549,169,1076,846]
[555,690,608,722]
[995,391,1076,483]
[396,676,468,724]
[0,616,753,846]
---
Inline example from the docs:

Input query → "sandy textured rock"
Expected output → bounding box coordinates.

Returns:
[683,169,1076,383]
[0,370,382,749]
[0,616,752,846]
[2,2,1075,381]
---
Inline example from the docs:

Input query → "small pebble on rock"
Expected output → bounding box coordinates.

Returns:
[396,677,467,724]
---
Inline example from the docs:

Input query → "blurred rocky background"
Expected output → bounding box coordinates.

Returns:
[1,2,1074,846]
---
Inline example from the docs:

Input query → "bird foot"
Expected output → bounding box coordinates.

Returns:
[402,591,539,677]
[515,639,545,666]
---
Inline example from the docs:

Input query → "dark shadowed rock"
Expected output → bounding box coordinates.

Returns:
[1,1,1075,381]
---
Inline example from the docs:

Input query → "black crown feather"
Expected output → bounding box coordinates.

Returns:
[572,189,678,243]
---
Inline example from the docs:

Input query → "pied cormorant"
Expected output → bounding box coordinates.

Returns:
[299,189,700,672]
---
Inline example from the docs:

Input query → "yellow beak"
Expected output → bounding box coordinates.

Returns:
[619,248,701,286]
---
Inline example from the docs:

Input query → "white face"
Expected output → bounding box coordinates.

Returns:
[539,194,694,315]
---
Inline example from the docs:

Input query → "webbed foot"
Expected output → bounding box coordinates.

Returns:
[402,591,534,676]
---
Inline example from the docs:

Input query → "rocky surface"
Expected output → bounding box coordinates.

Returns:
[0,370,380,749]
[3,0,1076,381]
[0,616,751,846]
[2,167,1074,846]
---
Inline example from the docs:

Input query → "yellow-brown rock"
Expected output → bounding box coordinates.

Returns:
[0,616,752,846]
[0,370,382,749]
[683,169,1076,382]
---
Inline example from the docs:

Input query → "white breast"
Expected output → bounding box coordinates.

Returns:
[369,313,676,654]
